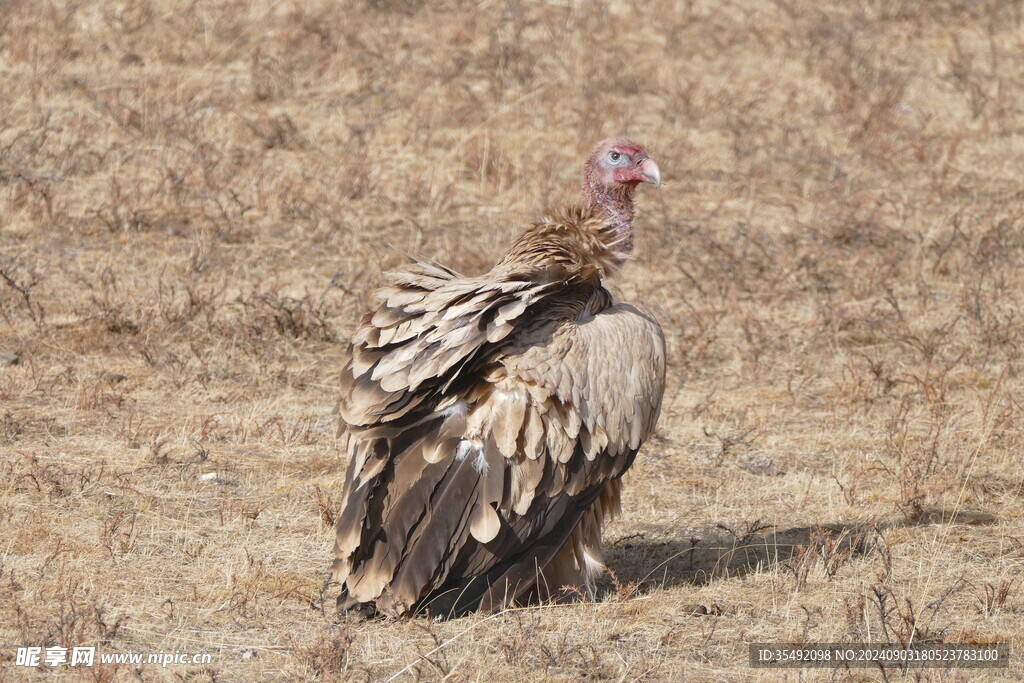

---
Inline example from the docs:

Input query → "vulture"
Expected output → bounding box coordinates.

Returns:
[330,137,666,618]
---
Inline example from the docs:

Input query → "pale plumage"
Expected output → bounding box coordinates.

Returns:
[330,138,666,618]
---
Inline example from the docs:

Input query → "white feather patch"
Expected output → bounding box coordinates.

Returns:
[456,439,481,462]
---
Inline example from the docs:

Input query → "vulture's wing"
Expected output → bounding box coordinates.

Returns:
[336,256,592,434]
[332,256,665,617]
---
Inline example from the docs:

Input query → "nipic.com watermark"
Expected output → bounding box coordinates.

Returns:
[14,647,213,668]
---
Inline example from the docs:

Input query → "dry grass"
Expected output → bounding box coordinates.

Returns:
[1,0,1023,680]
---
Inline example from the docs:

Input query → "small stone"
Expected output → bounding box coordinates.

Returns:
[684,603,722,616]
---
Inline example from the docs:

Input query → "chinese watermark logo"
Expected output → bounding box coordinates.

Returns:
[16,647,95,667]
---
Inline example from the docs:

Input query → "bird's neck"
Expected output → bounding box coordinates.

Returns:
[583,181,638,253]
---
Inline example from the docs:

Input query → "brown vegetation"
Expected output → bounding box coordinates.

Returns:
[1,0,1022,680]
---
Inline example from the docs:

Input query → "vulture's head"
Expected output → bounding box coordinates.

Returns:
[583,137,661,203]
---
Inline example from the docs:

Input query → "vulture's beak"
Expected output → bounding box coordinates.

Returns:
[638,158,661,188]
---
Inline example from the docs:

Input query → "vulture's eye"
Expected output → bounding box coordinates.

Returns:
[608,151,621,162]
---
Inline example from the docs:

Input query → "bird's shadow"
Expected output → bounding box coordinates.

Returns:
[600,507,998,599]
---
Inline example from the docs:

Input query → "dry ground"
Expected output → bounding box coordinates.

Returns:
[1,0,1023,680]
